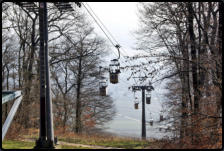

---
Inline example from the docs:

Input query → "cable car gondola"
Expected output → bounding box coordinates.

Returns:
[99,79,108,96]
[166,124,171,131]
[134,97,139,109]
[98,66,108,96]
[109,45,121,84]
[146,91,151,104]
[160,111,163,121]
[109,59,120,84]
[150,113,153,126]
[150,118,153,126]
[159,125,163,132]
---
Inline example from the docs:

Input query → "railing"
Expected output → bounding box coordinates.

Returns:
[2,91,23,141]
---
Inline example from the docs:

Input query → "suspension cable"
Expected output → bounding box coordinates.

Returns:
[83,2,135,66]
[81,2,147,98]
[84,3,132,57]
[82,2,115,47]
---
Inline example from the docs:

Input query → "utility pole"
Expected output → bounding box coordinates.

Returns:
[132,77,154,141]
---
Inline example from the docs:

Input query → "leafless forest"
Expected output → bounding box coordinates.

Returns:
[127,2,222,148]
[2,2,117,136]
[2,2,222,149]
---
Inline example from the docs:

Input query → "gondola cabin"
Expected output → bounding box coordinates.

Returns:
[164,125,168,132]
[160,111,163,121]
[167,124,171,130]
[109,59,120,84]
[159,125,163,132]
[146,92,151,104]
[134,97,139,109]
[150,118,153,126]
[99,80,108,96]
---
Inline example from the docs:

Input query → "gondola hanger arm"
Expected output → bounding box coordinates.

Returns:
[115,44,121,60]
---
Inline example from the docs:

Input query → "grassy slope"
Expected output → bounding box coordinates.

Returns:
[3,129,154,149]
[2,140,35,149]
[58,137,151,149]
[2,133,153,149]
[2,140,94,149]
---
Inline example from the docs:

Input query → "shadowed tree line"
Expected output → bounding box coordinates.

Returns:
[125,2,222,148]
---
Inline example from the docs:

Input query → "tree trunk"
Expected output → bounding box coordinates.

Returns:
[5,65,10,122]
[188,2,199,115]
[198,2,204,102]
[188,2,200,143]
[216,1,222,115]
[63,95,67,133]
[180,42,189,138]
[75,57,82,133]
[23,18,37,129]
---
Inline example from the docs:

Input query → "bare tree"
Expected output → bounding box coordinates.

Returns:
[49,10,116,133]
[2,2,115,134]
[128,2,222,148]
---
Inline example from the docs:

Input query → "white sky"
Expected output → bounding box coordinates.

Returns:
[87,3,144,96]
[82,2,139,53]
[79,2,169,115]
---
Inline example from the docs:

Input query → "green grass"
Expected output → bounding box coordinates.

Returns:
[2,140,94,149]
[2,140,35,149]
[3,133,152,149]
[58,138,151,149]
[92,140,150,149]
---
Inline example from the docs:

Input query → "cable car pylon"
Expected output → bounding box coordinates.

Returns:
[132,76,154,141]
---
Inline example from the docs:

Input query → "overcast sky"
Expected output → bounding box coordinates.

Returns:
[73,2,171,136]
[79,2,169,117]
[82,2,139,52]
